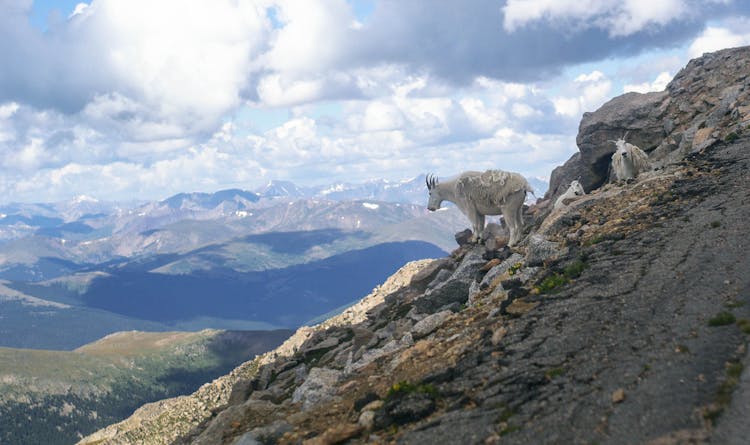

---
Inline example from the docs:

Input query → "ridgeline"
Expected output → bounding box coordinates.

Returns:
[81,46,750,445]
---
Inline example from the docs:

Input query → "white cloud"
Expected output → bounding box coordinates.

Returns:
[553,71,613,118]
[0,102,19,119]
[623,71,672,93]
[689,25,750,58]
[0,1,747,203]
[5,138,46,171]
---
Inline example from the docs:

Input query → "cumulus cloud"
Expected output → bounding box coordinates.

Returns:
[552,71,613,118]
[689,23,750,57]
[1,0,271,133]
[623,71,673,93]
[0,0,749,202]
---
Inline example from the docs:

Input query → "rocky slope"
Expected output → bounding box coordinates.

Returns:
[80,46,750,445]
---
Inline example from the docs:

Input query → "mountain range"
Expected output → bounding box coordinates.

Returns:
[0,175,493,351]
[77,45,750,445]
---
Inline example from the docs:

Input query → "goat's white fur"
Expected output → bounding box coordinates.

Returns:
[553,180,585,210]
[610,138,650,181]
[426,170,531,246]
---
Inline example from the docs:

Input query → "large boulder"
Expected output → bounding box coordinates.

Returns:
[565,46,750,196]
[575,91,669,189]
[545,152,600,202]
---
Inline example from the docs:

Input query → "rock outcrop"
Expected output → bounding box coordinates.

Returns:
[549,45,750,200]
[81,47,750,445]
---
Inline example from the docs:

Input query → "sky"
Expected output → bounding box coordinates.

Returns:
[1,0,750,203]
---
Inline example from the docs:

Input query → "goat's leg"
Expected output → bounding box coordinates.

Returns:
[504,191,526,246]
[474,213,485,243]
[504,207,517,246]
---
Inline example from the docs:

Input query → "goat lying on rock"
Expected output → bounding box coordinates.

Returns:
[426,170,531,246]
[553,180,585,210]
[611,138,650,181]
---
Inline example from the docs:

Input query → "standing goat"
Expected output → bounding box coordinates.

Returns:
[426,170,531,246]
[553,180,585,210]
[610,138,650,181]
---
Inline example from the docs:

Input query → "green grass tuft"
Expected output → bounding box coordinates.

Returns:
[708,311,736,327]
[386,381,438,400]
[545,367,566,380]
[508,263,523,276]
[563,259,587,279]
[536,273,569,294]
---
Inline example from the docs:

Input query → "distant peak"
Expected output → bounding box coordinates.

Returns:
[73,195,99,203]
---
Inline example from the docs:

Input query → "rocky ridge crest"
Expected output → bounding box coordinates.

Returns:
[81,46,750,445]
[547,45,750,200]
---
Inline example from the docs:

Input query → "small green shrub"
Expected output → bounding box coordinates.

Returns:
[498,407,515,422]
[500,424,521,436]
[737,318,750,334]
[536,273,569,294]
[725,132,739,143]
[563,259,586,279]
[583,235,604,246]
[386,381,438,400]
[727,362,744,380]
[545,367,566,380]
[508,263,523,276]
[708,312,736,327]
[710,220,722,228]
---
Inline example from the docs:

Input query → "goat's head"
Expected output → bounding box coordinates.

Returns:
[425,174,442,211]
[609,138,629,157]
[569,180,585,196]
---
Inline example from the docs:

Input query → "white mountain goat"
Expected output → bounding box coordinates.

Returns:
[553,180,585,210]
[610,138,650,181]
[426,170,531,246]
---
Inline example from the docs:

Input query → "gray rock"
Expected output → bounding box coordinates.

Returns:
[231,420,293,445]
[545,152,600,204]
[455,228,473,245]
[192,400,280,445]
[426,268,453,290]
[525,235,567,267]
[358,410,376,429]
[414,248,485,313]
[375,392,436,428]
[411,310,452,339]
[349,333,413,372]
[414,278,471,314]
[576,90,668,188]
[230,432,262,445]
[450,247,486,281]
[468,253,524,304]
[292,367,342,410]
[410,258,455,290]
